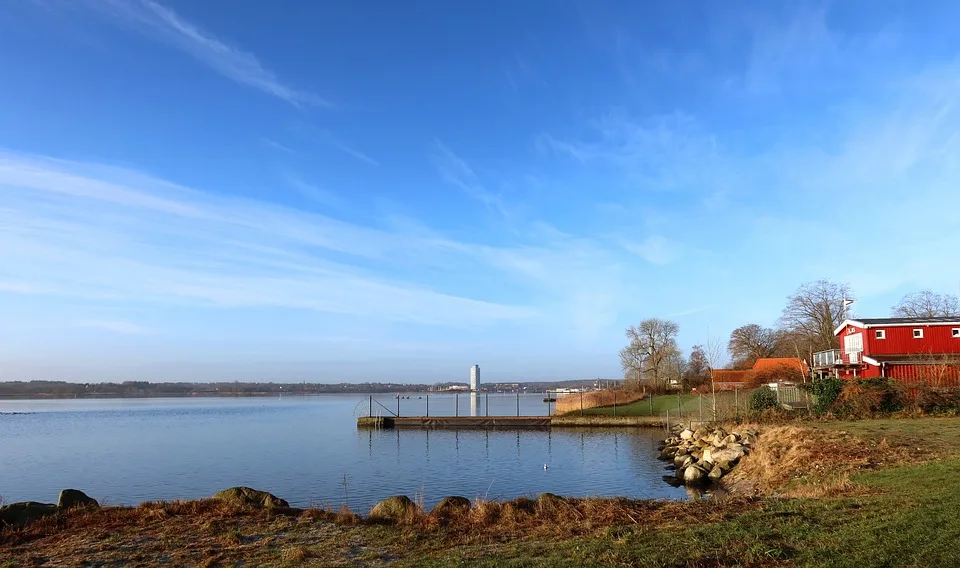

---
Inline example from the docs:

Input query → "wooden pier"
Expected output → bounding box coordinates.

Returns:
[357,415,672,430]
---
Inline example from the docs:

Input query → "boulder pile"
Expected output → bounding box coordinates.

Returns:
[0,489,99,529]
[658,426,758,485]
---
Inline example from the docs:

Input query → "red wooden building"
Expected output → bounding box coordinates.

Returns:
[813,317,960,384]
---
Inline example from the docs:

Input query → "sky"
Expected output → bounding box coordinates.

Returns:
[2,0,960,383]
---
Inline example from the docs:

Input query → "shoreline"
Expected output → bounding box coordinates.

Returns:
[4,417,960,566]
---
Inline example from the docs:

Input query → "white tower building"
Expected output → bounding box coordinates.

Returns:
[469,365,480,392]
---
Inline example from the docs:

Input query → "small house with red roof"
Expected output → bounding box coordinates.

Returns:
[711,357,809,391]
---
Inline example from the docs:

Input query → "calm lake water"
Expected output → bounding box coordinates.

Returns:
[0,395,691,511]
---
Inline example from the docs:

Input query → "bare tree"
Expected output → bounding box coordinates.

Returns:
[669,351,688,391]
[778,279,854,352]
[685,344,710,388]
[727,324,782,368]
[620,319,680,392]
[892,290,960,318]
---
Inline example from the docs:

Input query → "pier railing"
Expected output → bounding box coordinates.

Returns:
[366,392,553,418]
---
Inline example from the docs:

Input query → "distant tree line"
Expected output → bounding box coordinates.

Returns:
[0,381,436,399]
[0,379,605,399]
[619,279,960,392]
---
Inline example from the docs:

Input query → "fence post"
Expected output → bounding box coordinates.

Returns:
[699,393,702,423]
[649,394,653,416]
[426,394,429,417]
[735,389,739,419]
[397,394,400,418]
[580,391,584,416]
[613,391,617,417]
[677,391,682,420]
[456,393,459,417]
[486,392,489,417]
[369,395,372,417]
[517,392,520,417]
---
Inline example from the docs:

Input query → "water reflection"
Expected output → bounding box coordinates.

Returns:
[1,396,693,510]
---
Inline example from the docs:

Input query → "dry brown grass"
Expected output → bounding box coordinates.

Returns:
[555,389,647,414]
[724,423,935,498]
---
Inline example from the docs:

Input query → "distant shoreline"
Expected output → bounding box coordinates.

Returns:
[0,391,430,401]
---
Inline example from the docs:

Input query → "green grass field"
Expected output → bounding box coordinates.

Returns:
[580,393,702,417]
[411,417,960,567]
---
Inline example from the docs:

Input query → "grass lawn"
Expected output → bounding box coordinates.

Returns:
[4,417,960,567]
[581,393,702,417]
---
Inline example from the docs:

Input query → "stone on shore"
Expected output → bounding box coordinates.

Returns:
[212,487,289,509]
[0,502,58,528]
[58,489,99,510]
[431,496,471,517]
[657,426,759,486]
[683,465,706,484]
[370,495,417,521]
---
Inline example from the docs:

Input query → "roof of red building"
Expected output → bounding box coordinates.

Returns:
[752,357,809,375]
[835,317,960,335]
[712,369,750,383]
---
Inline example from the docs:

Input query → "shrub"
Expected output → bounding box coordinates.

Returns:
[749,386,779,412]
[802,377,844,416]
[832,379,905,418]
[910,386,960,414]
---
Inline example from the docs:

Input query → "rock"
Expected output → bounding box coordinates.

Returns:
[679,429,694,440]
[504,497,538,516]
[659,446,679,460]
[537,493,566,511]
[683,465,707,484]
[212,487,289,509]
[716,459,734,473]
[369,495,418,521]
[702,448,714,464]
[708,466,724,480]
[58,489,99,510]
[711,448,744,464]
[694,427,709,439]
[723,434,739,445]
[0,502,58,528]
[430,496,471,517]
[662,475,684,487]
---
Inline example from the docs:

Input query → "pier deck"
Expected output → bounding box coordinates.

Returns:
[357,415,676,429]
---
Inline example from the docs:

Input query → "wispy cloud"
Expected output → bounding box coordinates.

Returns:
[325,137,380,167]
[75,320,152,334]
[260,137,295,154]
[432,140,512,217]
[284,173,343,209]
[0,150,546,327]
[618,236,679,265]
[86,0,328,107]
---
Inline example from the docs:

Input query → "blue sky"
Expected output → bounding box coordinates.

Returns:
[2,0,960,383]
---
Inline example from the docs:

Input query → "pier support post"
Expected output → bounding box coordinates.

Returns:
[426,394,429,417]
[486,392,488,417]
[456,393,459,417]
[397,394,400,418]
[516,392,520,417]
